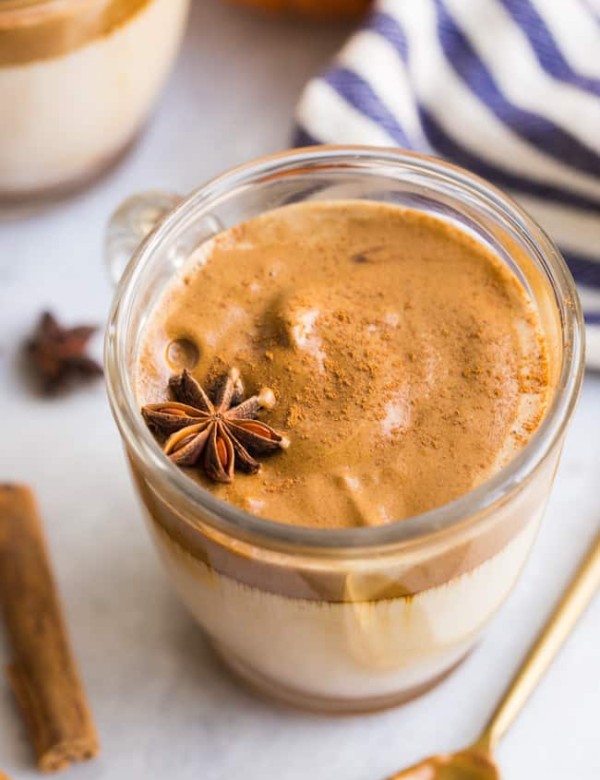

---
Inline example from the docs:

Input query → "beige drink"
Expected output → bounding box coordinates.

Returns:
[130,200,553,709]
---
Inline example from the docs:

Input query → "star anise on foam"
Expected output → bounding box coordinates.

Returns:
[26,311,103,394]
[142,368,290,483]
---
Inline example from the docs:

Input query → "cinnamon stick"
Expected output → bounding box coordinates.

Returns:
[0,485,99,772]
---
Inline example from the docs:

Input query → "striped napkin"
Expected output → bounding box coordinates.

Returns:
[295,0,600,368]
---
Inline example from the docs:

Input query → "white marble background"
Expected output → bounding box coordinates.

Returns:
[0,2,599,778]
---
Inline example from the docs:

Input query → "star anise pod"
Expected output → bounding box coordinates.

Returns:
[25,311,103,394]
[142,368,289,483]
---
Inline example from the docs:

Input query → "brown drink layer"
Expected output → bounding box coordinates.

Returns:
[0,0,152,66]
[136,201,550,535]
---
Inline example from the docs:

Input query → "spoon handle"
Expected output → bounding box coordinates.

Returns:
[477,530,600,752]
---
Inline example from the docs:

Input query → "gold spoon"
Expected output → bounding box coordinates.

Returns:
[389,531,600,780]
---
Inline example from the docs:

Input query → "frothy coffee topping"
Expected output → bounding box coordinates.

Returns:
[0,0,152,66]
[136,201,550,528]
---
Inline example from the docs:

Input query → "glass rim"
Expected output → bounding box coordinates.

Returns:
[0,0,144,22]
[105,145,585,555]
[0,0,59,10]
[0,0,96,14]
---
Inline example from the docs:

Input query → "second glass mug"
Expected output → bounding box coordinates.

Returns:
[105,147,584,713]
[0,0,189,206]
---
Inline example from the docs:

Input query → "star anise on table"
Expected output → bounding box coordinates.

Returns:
[141,368,290,483]
[25,311,103,394]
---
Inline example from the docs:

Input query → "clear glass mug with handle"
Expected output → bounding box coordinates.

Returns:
[104,146,584,713]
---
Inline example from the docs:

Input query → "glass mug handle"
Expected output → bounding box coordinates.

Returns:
[104,191,182,286]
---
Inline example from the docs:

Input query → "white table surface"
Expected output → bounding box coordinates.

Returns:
[1,2,599,778]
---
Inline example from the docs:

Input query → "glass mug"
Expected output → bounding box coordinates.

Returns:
[105,147,584,713]
[0,0,189,206]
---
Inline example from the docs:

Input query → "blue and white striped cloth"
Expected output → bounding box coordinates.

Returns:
[295,0,600,368]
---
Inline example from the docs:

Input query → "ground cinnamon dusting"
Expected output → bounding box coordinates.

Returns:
[0,485,99,772]
[136,201,551,528]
